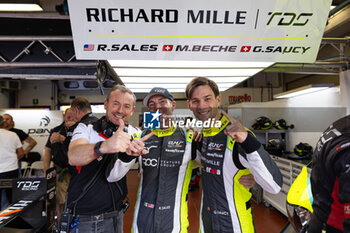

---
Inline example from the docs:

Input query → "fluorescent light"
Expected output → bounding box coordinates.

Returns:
[91,105,106,114]
[108,60,273,92]
[0,3,43,11]
[130,88,187,93]
[274,84,334,99]
[330,5,336,10]
[120,77,248,83]
[128,83,237,93]
[108,60,273,68]
[114,68,263,77]
[130,86,232,93]
[125,83,236,89]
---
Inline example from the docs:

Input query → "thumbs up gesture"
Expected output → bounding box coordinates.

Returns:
[100,119,132,153]
[221,111,248,143]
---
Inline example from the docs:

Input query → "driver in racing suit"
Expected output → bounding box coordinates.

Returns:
[186,77,282,233]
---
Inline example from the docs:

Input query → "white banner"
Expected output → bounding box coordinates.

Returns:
[0,110,63,157]
[68,0,332,63]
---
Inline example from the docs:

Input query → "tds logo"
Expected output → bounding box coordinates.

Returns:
[143,110,161,129]
[267,12,313,26]
[142,158,158,167]
[16,181,41,191]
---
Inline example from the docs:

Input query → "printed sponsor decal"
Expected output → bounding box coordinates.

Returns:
[0,109,62,155]
[68,0,332,62]
[144,202,155,208]
[345,204,350,218]
[204,166,221,175]
[16,180,41,191]
[40,115,50,126]
[201,157,220,166]
[165,148,185,153]
[267,12,313,26]
[28,114,53,136]
[229,94,252,104]
[142,158,158,167]
[206,152,223,158]
[208,142,224,151]
[168,141,184,148]
[144,145,158,153]
[0,200,32,225]
[160,160,181,167]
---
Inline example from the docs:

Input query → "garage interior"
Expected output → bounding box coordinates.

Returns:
[0,1,349,233]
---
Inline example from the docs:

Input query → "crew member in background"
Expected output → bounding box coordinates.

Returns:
[0,115,24,207]
[43,108,75,220]
[67,85,147,233]
[2,113,37,156]
[2,113,37,175]
[308,115,350,232]
[186,77,282,233]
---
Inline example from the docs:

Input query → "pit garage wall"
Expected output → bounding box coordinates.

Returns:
[58,87,283,129]
[228,86,345,152]
[0,90,8,107]
[18,80,53,108]
[0,109,63,158]
[0,83,345,156]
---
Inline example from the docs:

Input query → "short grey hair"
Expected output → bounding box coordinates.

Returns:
[71,97,91,113]
[107,84,137,106]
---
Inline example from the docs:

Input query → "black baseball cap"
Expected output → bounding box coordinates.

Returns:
[143,87,174,106]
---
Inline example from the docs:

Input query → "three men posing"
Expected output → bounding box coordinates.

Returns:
[66,78,282,233]
[106,78,282,233]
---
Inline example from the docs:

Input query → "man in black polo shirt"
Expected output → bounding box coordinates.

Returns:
[43,108,76,221]
[67,86,150,233]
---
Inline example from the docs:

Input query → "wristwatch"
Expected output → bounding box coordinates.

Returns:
[94,141,104,161]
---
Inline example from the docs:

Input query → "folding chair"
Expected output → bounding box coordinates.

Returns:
[28,161,44,177]
[21,161,29,178]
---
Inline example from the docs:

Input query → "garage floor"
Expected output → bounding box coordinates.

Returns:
[124,170,288,233]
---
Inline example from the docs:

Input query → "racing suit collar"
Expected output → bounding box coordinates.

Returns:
[202,114,230,137]
[152,124,177,137]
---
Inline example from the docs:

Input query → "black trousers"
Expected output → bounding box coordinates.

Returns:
[0,169,19,205]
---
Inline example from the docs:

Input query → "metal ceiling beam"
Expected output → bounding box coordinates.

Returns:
[0,35,72,41]
[105,61,124,85]
[321,37,350,44]
[264,67,339,75]
[0,12,69,19]
[324,3,350,37]
[0,62,97,68]
[264,62,346,75]
[0,74,96,80]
